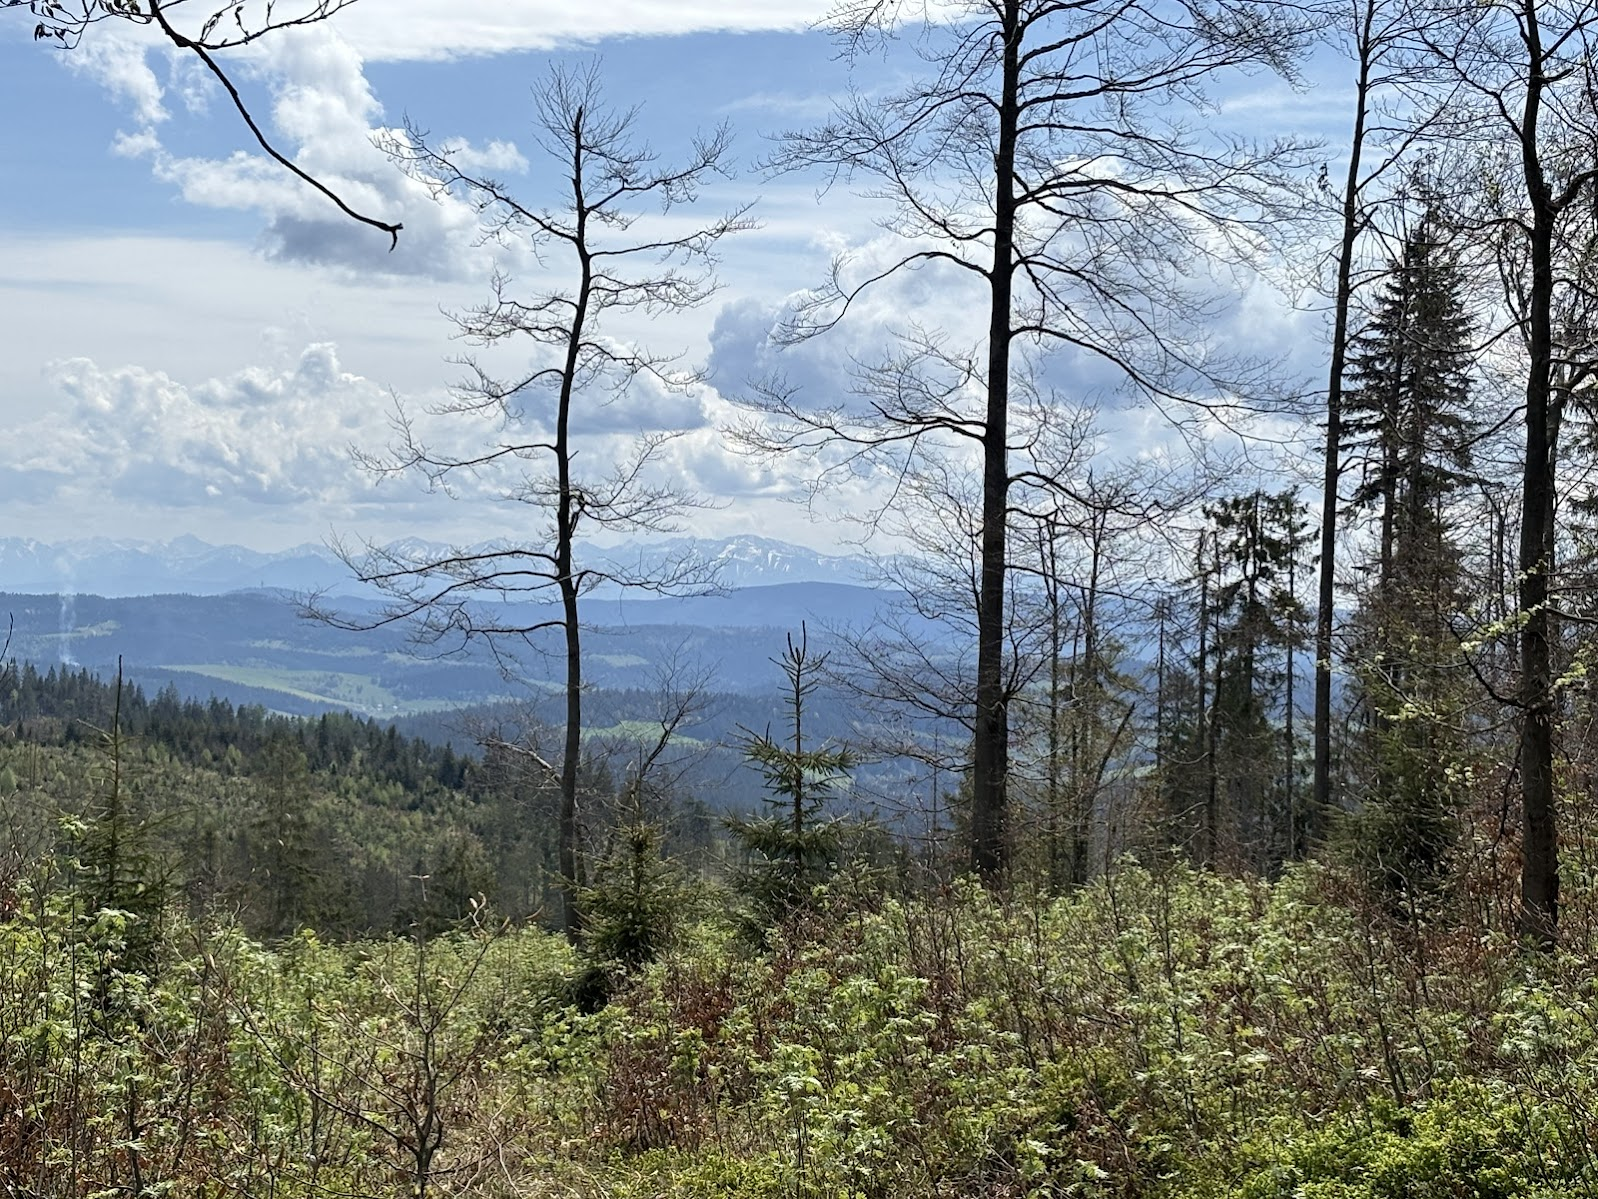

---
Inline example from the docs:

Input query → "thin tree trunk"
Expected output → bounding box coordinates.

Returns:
[1208,639,1223,868]
[1286,548,1298,861]
[1197,532,1218,866]
[1315,12,1376,838]
[1044,523,1064,891]
[792,632,807,839]
[1155,596,1167,782]
[1073,518,1103,886]
[558,570,582,939]
[555,111,592,942]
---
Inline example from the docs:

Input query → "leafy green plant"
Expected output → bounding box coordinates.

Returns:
[1234,1083,1589,1199]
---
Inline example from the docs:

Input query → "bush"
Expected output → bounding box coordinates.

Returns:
[1234,1082,1590,1199]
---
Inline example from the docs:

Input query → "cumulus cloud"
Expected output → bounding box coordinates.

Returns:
[63,27,167,125]
[70,23,519,281]
[9,344,391,510]
[433,137,529,176]
[707,238,1003,416]
[1,333,772,528]
[701,211,1318,537]
[111,127,162,159]
[655,423,807,500]
[584,372,714,435]
[710,200,1320,423]
[51,1,837,280]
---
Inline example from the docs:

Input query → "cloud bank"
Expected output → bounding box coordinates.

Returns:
[51,1,836,280]
[10,344,388,510]
[332,2,834,61]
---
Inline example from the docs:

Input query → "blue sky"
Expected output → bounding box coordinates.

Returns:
[0,2,1339,557]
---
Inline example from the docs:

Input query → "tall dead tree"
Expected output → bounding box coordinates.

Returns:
[316,64,750,938]
[741,0,1311,884]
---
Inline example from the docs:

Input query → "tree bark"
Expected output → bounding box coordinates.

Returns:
[970,0,1021,886]
[555,114,592,942]
[1516,0,1559,946]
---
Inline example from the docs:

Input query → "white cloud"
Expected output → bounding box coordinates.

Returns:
[40,1,838,281]
[63,25,167,125]
[167,49,216,116]
[73,24,513,281]
[0,233,471,405]
[331,2,834,62]
[2,1,1331,559]
[47,2,869,288]
[715,88,839,120]
[10,344,391,510]
[656,423,806,500]
[434,137,529,176]
[111,127,162,158]
[0,294,825,544]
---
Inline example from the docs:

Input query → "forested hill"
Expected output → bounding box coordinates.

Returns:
[0,657,880,814]
[0,660,722,940]
[0,660,469,792]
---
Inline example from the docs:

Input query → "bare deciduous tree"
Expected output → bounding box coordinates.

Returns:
[1310,0,1450,827]
[1423,0,1598,943]
[738,0,1313,884]
[313,63,752,938]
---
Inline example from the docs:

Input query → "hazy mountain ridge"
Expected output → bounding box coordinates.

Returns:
[0,583,915,716]
[593,534,880,589]
[0,534,882,597]
[0,535,929,732]
[0,536,347,597]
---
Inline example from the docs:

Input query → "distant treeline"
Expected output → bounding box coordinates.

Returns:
[0,660,470,792]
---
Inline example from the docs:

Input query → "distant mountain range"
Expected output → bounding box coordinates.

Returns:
[0,534,883,598]
[0,535,947,734]
[0,535,339,597]
[0,581,924,719]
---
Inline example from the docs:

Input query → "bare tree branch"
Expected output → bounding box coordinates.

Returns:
[8,0,403,244]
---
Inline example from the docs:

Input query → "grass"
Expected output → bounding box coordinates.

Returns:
[583,719,707,747]
[159,663,427,715]
[592,653,652,668]
[246,639,373,658]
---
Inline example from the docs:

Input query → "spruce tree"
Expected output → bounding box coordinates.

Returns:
[726,627,853,939]
[1203,489,1313,872]
[1344,204,1478,591]
[254,733,319,939]
[1340,205,1480,911]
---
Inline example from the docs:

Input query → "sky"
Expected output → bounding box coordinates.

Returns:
[0,1,1349,558]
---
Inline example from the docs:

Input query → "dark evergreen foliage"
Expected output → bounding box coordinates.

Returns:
[1337,207,1481,912]
[1343,203,1480,587]
[1163,491,1312,872]
[0,660,470,792]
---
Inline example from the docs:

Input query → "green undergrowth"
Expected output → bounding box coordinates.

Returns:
[4,861,1598,1196]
